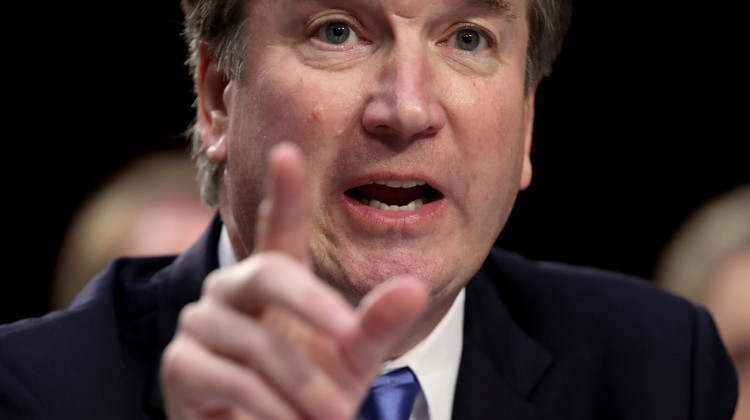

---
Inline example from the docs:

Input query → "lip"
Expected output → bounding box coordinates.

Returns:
[338,172,448,231]
[341,173,447,195]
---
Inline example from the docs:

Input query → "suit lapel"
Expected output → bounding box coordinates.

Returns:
[452,265,564,420]
[145,214,224,415]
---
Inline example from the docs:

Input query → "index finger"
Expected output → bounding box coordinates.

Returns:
[254,142,309,265]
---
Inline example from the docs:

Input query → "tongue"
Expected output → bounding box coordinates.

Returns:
[356,184,424,206]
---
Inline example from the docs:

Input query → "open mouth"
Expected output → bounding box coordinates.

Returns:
[345,180,443,212]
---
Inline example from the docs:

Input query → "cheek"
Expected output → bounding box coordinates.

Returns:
[259,78,355,160]
[462,96,527,184]
[237,66,365,207]
[455,88,528,225]
[262,69,362,162]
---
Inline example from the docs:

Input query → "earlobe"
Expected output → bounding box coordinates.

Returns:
[519,92,535,190]
[196,42,230,163]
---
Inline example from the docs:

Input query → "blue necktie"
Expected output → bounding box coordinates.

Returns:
[360,367,421,420]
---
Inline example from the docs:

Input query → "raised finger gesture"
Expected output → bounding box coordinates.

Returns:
[161,142,428,420]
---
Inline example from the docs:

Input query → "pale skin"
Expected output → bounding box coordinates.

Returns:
[161,0,535,418]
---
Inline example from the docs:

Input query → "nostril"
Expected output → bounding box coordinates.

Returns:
[362,93,445,140]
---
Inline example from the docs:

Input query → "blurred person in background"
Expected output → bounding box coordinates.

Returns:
[50,150,215,310]
[655,184,750,420]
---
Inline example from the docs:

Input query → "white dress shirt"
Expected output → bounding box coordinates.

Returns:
[217,226,465,420]
[371,288,465,420]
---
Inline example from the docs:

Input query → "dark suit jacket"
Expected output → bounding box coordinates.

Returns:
[0,217,737,419]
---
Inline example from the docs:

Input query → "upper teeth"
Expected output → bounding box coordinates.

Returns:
[371,180,426,188]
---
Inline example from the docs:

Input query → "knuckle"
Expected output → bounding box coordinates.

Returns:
[222,375,254,403]
[224,375,299,420]
[177,301,204,331]
[176,298,225,340]
[298,380,355,420]
[237,326,274,360]
[160,337,194,385]
[201,269,223,295]
[253,251,295,277]
[203,253,295,300]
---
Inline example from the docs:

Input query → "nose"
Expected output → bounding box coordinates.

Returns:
[362,38,446,142]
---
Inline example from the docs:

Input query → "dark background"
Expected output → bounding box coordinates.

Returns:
[2,2,747,324]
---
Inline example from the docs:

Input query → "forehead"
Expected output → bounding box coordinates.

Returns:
[434,0,522,17]
[245,0,525,16]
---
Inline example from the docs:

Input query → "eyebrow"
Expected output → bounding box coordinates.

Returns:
[471,0,513,12]
[467,0,518,19]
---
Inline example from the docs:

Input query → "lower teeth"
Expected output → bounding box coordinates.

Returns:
[360,198,424,211]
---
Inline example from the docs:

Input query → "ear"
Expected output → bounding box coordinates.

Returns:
[519,90,535,190]
[196,43,230,163]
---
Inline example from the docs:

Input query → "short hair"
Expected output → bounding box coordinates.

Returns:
[180,0,573,206]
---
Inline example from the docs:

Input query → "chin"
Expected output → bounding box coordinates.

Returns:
[314,248,465,305]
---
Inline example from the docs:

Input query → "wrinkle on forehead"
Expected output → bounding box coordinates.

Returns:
[382,0,518,20]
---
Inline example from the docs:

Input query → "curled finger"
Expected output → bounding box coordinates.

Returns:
[160,335,297,420]
[178,299,357,420]
[202,253,356,340]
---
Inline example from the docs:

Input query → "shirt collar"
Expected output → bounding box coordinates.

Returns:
[380,288,465,420]
[218,225,238,268]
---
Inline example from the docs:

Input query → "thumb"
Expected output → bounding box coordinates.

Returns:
[343,276,429,377]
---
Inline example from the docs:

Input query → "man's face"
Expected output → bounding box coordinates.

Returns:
[203,0,534,305]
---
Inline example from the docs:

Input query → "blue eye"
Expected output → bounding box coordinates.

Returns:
[454,29,483,51]
[324,22,352,44]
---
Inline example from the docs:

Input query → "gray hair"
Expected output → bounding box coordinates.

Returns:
[180,0,573,206]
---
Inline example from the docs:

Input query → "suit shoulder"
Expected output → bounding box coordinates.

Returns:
[474,249,737,417]
[483,247,694,318]
[476,248,707,354]
[0,256,175,418]
[1,255,174,335]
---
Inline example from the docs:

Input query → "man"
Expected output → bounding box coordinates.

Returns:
[0,0,737,419]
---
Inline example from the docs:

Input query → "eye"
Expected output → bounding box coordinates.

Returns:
[451,28,488,51]
[318,21,357,45]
